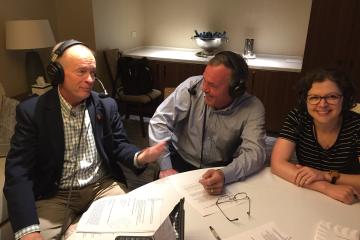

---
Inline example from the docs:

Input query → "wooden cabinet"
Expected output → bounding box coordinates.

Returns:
[148,60,206,93]
[302,0,360,100]
[250,70,301,133]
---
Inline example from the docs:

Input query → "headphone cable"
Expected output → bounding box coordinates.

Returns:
[57,107,86,240]
[199,104,207,168]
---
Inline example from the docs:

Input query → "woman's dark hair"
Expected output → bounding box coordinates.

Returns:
[297,68,356,112]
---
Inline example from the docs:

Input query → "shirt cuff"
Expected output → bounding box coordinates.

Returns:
[134,150,146,168]
[15,224,40,240]
[222,165,244,184]
[158,156,173,170]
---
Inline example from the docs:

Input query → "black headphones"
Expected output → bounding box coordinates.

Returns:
[215,51,248,98]
[47,39,87,86]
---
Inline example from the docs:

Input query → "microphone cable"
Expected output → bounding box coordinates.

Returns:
[199,104,207,168]
[95,77,109,98]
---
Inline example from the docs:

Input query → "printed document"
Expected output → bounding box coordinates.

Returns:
[76,194,163,233]
[224,222,292,240]
[314,220,360,240]
[168,168,236,216]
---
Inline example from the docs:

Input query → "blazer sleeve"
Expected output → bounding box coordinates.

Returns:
[3,99,40,232]
[101,97,141,172]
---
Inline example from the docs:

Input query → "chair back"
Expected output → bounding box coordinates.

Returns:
[103,49,121,97]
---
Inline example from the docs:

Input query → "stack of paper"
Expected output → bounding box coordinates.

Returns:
[224,222,292,240]
[314,220,360,240]
[77,194,163,233]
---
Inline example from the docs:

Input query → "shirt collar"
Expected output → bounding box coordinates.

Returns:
[58,87,86,118]
[210,92,249,114]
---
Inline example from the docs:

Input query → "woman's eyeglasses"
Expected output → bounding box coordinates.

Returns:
[306,94,342,105]
[216,192,251,222]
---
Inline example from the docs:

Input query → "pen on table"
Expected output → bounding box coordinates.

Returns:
[209,225,222,240]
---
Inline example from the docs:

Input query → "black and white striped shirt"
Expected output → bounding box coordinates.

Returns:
[279,108,360,174]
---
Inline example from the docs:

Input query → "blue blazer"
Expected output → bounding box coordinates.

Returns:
[4,88,141,233]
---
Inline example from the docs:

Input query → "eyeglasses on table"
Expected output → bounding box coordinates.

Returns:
[216,192,251,222]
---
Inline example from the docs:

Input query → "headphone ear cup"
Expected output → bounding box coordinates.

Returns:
[230,85,239,97]
[218,51,247,98]
[229,80,245,98]
[47,62,64,86]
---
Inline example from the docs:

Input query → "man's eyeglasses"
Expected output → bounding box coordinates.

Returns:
[216,192,251,222]
[306,94,342,105]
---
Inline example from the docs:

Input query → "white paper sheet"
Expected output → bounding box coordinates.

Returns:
[76,194,163,233]
[70,218,176,240]
[168,169,236,216]
[314,220,360,240]
[224,222,292,240]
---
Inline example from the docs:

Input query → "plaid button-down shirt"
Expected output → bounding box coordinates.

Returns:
[58,91,107,189]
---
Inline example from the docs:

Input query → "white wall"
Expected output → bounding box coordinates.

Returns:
[54,0,96,49]
[92,0,145,90]
[92,0,145,51]
[143,0,312,56]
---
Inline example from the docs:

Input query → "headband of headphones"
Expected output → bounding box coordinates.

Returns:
[50,39,86,62]
[48,39,88,85]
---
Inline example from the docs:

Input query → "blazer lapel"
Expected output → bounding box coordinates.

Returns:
[43,89,64,160]
[87,93,105,144]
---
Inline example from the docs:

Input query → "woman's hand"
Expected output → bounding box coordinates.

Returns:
[324,184,360,205]
[294,164,326,186]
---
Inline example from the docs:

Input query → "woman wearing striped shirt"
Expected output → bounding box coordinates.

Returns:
[271,68,360,204]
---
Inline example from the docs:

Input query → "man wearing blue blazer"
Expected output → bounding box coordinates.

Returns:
[4,40,166,240]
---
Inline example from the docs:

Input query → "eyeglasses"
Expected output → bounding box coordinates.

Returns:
[216,192,251,222]
[306,94,342,105]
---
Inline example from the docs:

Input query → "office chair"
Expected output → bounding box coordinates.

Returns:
[103,49,161,137]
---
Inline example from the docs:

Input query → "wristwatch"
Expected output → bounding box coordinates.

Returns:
[329,170,340,184]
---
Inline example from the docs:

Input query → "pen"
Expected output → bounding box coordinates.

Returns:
[209,226,222,240]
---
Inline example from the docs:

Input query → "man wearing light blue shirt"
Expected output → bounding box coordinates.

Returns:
[149,51,266,195]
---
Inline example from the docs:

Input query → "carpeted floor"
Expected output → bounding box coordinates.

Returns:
[120,117,158,191]
[122,118,150,149]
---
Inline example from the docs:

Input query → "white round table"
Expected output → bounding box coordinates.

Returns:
[69,167,360,239]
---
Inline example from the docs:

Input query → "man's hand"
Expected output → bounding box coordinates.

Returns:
[294,164,326,186]
[159,169,178,179]
[21,232,44,240]
[136,141,167,166]
[198,169,225,195]
[324,184,359,205]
